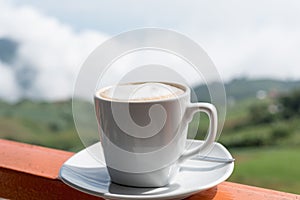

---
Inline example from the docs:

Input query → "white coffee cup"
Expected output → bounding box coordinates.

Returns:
[94,82,217,187]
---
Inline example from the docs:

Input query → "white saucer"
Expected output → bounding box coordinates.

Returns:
[59,140,234,200]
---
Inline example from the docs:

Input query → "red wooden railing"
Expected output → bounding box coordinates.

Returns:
[0,139,299,200]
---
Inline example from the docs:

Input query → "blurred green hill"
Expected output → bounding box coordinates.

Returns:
[1,78,300,151]
[0,99,83,151]
[194,77,300,101]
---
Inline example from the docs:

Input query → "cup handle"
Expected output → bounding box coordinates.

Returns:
[178,103,218,164]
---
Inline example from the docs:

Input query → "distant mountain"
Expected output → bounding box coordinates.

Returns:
[0,37,38,98]
[193,78,300,101]
[0,38,18,64]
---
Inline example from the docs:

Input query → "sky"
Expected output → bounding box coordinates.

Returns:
[0,0,300,102]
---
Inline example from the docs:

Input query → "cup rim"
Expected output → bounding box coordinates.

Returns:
[94,81,189,103]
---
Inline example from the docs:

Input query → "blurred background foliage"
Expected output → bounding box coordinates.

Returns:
[1,78,300,193]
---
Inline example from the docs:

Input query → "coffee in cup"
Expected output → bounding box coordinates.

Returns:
[99,82,185,101]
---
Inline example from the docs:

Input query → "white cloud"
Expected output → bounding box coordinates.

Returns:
[0,0,107,102]
[12,0,300,82]
[202,27,300,81]
[1,0,300,102]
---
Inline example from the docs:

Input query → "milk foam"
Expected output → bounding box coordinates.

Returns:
[100,82,185,101]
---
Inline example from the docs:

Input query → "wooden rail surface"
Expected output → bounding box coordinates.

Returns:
[0,139,299,200]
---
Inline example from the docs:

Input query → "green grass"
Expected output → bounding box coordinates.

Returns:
[229,147,300,194]
[0,100,84,151]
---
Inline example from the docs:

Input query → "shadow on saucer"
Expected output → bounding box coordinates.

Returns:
[60,165,110,194]
[61,164,180,196]
[108,182,180,196]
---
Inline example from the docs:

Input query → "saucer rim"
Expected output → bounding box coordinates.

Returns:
[59,140,234,200]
